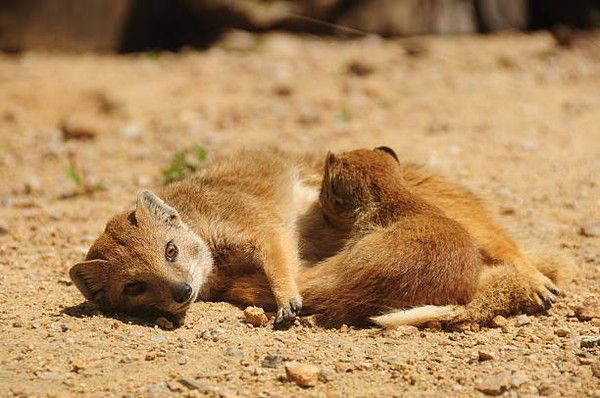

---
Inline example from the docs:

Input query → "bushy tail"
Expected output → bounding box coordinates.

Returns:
[372,248,575,329]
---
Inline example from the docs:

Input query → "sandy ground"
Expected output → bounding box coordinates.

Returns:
[0,31,599,397]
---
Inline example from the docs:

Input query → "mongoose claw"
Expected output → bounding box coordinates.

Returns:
[275,296,303,324]
[525,273,559,314]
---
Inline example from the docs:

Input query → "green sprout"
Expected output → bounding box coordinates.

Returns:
[337,107,352,122]
[62,157,106,197]
[161,145,208,185]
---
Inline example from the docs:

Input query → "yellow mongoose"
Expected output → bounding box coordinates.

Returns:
[297,148,484,326]
[69,148,571,327]
[70,149,323,325]
[297,147,572,327]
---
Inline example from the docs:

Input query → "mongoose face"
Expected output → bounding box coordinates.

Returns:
[320,147,401,227]
[69,191,213,317]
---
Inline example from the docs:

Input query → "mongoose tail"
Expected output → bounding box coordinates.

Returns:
[372,248,574,328]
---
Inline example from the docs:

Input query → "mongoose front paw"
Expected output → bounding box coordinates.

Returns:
[275,295,303,324]
[524,273,560,313]
[156,312,187,330]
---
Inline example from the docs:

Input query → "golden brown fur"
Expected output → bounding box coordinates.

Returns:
[297,148,483,326]
[69,147,572,328]
[71,149,324,324]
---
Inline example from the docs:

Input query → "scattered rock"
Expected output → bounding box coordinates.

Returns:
[177,355,188,365]
[515,315,530,326]
[243,306,268,327]
[120,123,143,139]
[334,362,353,373]
[402,39,428,57]
[510,373,528,387]
[145,353,156,361]
[60,119,97,141]
[383,357,407,371]
[35,371,63,380]
[273,83,293,96]
[478,351,495,362]
[297,106,321,125]
[538,382,560,396]
[554,328,569,337]
[225,347,244,358]
[285,362,320,388]
[490,315,508,328]
[579,222,600,237]
[71,359,86,373]
[339,324,349,333]
[580,335,600,348]
[23,175,41,194]
[261,355,283,369]
[0,224,9,235]
[346,60,374,76]
[475,371,512,396]
[151,334,168,343]
[318,368,336,383]
[591,360,600,378]
[217,30,257,52]
[12,321,23,328]
[574,297,600,321]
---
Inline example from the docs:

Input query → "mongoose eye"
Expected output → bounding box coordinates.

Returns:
[165,241,178,262]
[123,281,147,296]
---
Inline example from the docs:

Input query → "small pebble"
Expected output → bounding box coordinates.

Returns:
[554,328,569,337]
[579,222,600,237]
[574,297,599,321]
[491,315,508,328]
[225,347,244,358]
[243,306,268,327]
[261,355,283,369]
[516,315,530,326]
[475,371,512,396]
[177,356,188,365]
[580,335,600,348]
[285,362,320,388]
[478,351,495,362]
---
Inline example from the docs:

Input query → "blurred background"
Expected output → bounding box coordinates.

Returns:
[1,0,599,52]
[0,2,599,397]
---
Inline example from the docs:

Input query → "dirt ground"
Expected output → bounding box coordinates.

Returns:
[0,31,599,397]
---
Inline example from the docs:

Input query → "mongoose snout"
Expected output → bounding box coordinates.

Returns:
[172,282,193,304]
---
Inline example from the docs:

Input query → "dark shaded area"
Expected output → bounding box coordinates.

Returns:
[529,0,600,30]
[1,0,598,53]
[119,0,252,52]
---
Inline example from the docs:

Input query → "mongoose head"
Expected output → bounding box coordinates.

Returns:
[320,146,401,228]
[69,191,213,318]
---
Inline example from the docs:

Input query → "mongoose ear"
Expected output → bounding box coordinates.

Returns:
[69,259,110,302]
[325,151,337,168]
[135,190,180,226]
[374,146,399,162]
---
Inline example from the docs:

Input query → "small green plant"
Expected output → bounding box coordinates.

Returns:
[62,157,105,198]
[337,107,352,122]
[161,145,208,185]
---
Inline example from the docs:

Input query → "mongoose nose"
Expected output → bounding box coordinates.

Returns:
[173,282,193,303]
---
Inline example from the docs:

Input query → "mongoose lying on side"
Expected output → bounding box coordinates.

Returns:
[70,149,324,325]
[69,148,571,328]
